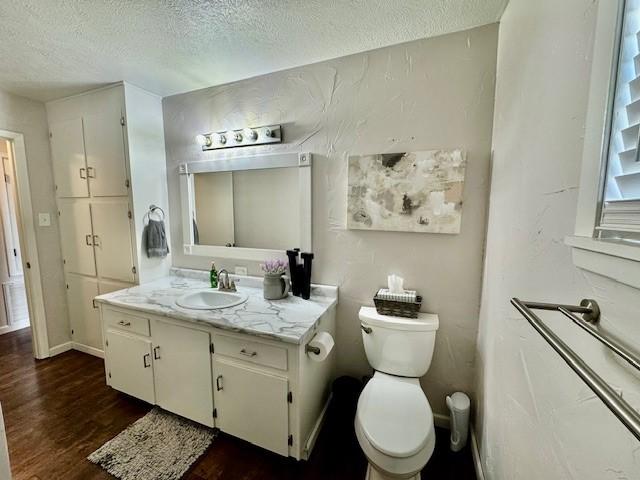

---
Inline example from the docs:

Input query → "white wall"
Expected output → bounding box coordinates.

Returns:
[476,1,640,478]
[163,25,499,415]
[0,89,69,348]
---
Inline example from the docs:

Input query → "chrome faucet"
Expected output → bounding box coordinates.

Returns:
[217,269,237,292]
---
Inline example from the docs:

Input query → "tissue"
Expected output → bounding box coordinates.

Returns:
[387,274,404,293]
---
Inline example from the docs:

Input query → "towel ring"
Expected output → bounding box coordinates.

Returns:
[145,204,165,223]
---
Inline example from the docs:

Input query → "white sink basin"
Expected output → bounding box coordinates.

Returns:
[175,289,248,310]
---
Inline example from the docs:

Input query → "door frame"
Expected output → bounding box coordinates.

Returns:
[0,130,49,358]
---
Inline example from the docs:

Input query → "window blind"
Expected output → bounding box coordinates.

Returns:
[601,0,640,233]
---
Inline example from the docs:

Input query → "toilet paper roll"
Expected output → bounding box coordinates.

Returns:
[306,332,334,362]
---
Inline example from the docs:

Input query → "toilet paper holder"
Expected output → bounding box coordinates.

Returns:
[305,344,321,355]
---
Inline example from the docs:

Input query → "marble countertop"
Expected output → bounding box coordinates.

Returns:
[95,268,338,345]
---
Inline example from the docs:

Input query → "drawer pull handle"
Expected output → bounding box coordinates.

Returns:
[79,167,87,179]
[143,353,151,368]
[240,348,257,357]
[361,324,372,334]
[85,234,93,246]
[153,346,161,360]
[216,375,223,391]
[87,166,96,178]
[118,320,131,327]
[93,235,101,247]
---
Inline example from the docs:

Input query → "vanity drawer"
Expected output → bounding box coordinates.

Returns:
[104,308,150,337]
[214,334,287,371]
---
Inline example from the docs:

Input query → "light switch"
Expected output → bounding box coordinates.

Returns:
[38,213,51,227]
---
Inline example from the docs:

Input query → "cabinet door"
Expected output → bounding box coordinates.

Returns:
[212,357,289,456]
[152,321,214,427]
[91,201,135,282]
[49,118,89,198]
[99,279,133,295]
[84,109,128,197]
[58,202,96,276]
[105,330,155,404]
[67,275,101,349]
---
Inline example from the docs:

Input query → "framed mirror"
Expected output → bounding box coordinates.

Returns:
[179,152,312,262]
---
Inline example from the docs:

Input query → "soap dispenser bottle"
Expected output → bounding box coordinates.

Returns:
[210,262,218,288]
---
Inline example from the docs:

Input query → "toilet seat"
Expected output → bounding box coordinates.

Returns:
[355,372,435,477]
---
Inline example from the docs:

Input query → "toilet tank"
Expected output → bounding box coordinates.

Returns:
[359,306,439,377]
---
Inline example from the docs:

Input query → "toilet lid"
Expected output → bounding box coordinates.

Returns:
[356,373,433,458]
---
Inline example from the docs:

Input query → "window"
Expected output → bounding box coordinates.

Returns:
[599,0,640,240]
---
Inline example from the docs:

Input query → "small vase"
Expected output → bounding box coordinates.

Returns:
[263,273,290,300]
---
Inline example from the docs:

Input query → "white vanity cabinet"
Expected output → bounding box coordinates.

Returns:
[151,321,214,427]
[99,299,337,461]
[212,335,291,456]
[103,307,214,427]
[106,329,155,404]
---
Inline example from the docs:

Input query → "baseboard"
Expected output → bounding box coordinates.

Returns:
[71,342,104,359]
[470,425,485,480]
[433,412,450,429]
[49,342,104,359]
[302,393,332,460]
[49,341,73,357]
[0,322,29,336]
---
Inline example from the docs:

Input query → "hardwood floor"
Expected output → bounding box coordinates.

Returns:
[0,328,476,479]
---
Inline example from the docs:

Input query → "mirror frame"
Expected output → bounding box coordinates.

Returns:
[179,151,312,262]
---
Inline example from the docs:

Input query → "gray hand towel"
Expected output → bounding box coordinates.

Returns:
[144,219,169,258]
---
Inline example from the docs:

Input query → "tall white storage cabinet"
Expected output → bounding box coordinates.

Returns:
[47,83,171,357]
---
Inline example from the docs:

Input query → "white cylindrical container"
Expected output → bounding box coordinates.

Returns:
[446,391,470,452]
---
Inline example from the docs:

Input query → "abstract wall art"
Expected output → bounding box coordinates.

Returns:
[347,149,466,234]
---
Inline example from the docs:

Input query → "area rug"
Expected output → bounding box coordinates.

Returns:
[88,407,215,480]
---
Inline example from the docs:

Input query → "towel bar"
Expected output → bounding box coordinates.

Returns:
[511,298,640,441]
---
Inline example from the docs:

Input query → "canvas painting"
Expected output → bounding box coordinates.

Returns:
[347,149,467,234]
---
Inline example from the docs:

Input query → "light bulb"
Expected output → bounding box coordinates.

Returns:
[218,134,227,145]
[195,134,210,146]
[245,128,258,141]
[234,132,243,142]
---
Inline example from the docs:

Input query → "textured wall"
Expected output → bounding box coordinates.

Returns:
[163,25,498,416]
[476,1,640,478]
[0,89,69,347]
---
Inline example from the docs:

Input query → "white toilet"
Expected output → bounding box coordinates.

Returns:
[355,306,439,480]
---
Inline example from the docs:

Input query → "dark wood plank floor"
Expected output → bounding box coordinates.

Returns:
[0,328,475,479]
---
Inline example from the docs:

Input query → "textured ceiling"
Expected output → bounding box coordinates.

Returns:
[0,0,508,102]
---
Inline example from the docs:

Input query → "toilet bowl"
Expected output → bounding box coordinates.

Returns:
[355,372,435,479]
[355,307,439,480]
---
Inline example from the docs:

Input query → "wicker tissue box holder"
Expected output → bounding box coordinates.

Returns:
[373,292,422,319]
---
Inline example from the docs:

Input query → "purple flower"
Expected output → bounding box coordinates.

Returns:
[260,258,288,275]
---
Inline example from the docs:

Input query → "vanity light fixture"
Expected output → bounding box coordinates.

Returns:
[196,124,282,151]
